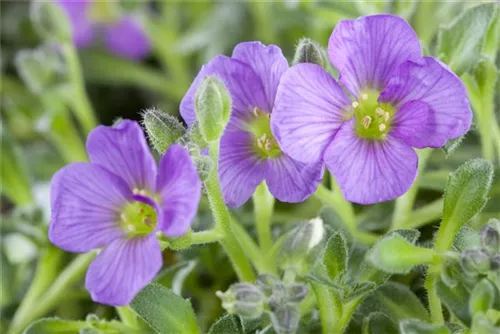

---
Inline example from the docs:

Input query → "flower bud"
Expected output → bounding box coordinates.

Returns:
[277,218,325,272]
[490,255,500,271]
[440,256,461,288]
[285,283,308,304]
[194,76,231,142]
[461,249,490,276]
[256,274,280,297]
[292,38,328,68]
[142,108,186,154]
[192,155,213,181]
[480,219,500,253]
[15,45,66,94]
[270,304,300,334]
[184,122,207,150]
[31,1,72,43]
[216,283,265,319]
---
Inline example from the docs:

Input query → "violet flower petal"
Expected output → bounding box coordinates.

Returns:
[272,63,351,164]
[232,41,289,109]
[180,56,268,128]
[265,155,323,203]
[86,120,157,192]
[391,100,439,148]
[85,234,162,306]
[379,57,472,144]
[103,16,151,61]
[328,14,421,96]
[324,121,418,205]
[219,130,266,207]
[156,144,201,237]
[57,0,94,48]
[49,163,129,252]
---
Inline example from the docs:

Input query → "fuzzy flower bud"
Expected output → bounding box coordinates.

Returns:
[269,304,300,334]
[480,219,500,253]
[14,45,66,94]
[216,283,265,319]
[142,108,186,154]
[461,249,490,276]
[194,76,231,142]
[277,217,325,272]
[31,1,72,43]
[292,38,328,68]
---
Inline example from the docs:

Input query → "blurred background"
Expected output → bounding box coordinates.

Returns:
[1,1,499,333]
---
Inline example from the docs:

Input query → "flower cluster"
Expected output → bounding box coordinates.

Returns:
[57,0,151,60]
[186,14,471,206]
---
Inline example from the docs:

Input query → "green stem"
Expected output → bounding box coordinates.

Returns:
[61,44,97,134]
[161,229,223,251]
[314,184,378,245]
[231,220,272,274]
[312,283,342,334]
[253,182,275,256]
[338,297,364,332]
[205,141,255,282]
[8,252,95,334]
[391,149,432,230]
[425,270,444,323]
[9,246,64,334]
[405,198,444,229]
[116,306,138,328]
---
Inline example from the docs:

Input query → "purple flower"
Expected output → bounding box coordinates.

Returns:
[49,120,201,305]
[57,0,151,60]
[180,42,323,207]
[272,15,472,205]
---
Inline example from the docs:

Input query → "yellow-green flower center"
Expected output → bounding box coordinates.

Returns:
[246,108,282,159]
[120,195,157,237]
[349,90,396,140]
[88,2,121,24]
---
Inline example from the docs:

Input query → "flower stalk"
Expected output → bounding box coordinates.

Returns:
[253,182,275,257]
[206,141,256,282]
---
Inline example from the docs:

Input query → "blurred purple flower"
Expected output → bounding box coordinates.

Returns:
[180,42,323,207]
[272,15,472,205]
[49,120,201,306]
[57,0,151,60]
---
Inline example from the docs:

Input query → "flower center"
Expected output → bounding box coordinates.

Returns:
[246,107,282,159]
[88,2,121,24]
[119,195,157,237]
[349,90,395,140]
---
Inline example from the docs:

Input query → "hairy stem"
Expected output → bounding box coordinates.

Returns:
[205,141,255,282]
[8,252,95,334]
[391,148,432,230]
[253,182,275,257]
[314,183,378,245]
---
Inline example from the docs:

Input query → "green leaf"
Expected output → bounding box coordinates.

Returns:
[452,225,481,252]
[130,283,200,334]
[482,5,500,59]
[469,279,498,316]
[345,281,377,302]
[24,318,88,334]
[358,282,430,322]
[207,315,244,334]
[323,232,348,281]
[436,278,471,325]
[368,233,437,274]
[155,260,197,295]
[363,312,398,334]
[437,3,496,75]
[400,319,450,334]
[441,159,493,243]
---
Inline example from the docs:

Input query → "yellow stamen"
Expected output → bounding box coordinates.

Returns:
[379,123,387,132]
[352,101,359,109]
[361,116,372,129]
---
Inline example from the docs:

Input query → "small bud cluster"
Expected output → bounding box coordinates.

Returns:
[459,219,500,278]
[217,274,308,334]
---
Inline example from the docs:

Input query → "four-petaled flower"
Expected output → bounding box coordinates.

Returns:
[180,42,323,207]
[272,14,472,204]
[49,120,201,306]
[57,0,151,60]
